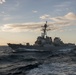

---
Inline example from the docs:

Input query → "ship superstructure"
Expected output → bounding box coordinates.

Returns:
[34,21,64,47]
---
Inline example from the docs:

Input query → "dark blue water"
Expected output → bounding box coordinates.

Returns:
[0,46,76,75]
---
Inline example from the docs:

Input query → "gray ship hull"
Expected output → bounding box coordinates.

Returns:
[7,43,75,53]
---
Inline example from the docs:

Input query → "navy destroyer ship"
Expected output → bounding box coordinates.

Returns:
[7,21,75,52]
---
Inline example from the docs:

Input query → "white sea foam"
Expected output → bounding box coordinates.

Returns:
[27,62,76,75]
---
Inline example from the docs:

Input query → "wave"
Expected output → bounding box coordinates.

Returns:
[0,46,76,75]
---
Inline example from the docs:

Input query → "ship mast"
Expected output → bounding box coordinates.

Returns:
[41,21,48,38]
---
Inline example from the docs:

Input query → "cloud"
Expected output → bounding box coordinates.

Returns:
[50,13,76,32]
[0,21,72,32]
[0,12,76,32]
[40,12,76,22]
[49,12,76,32]
[40,13,76,29]
[65,12,76,20]
[40,14,50,20]
[32,10,38,13]
[0,0,5,4]
[39,12,76,32]
[1,22,45,32]
[1,22,63,32]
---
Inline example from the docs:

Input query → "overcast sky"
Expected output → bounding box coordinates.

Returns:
[0,0,76,45]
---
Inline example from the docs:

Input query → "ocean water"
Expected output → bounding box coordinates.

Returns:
[0,46,76,75]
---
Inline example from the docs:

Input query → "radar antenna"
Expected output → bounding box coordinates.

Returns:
[41,21,48,38]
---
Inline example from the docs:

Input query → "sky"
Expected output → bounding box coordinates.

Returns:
[0,0,76,45]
